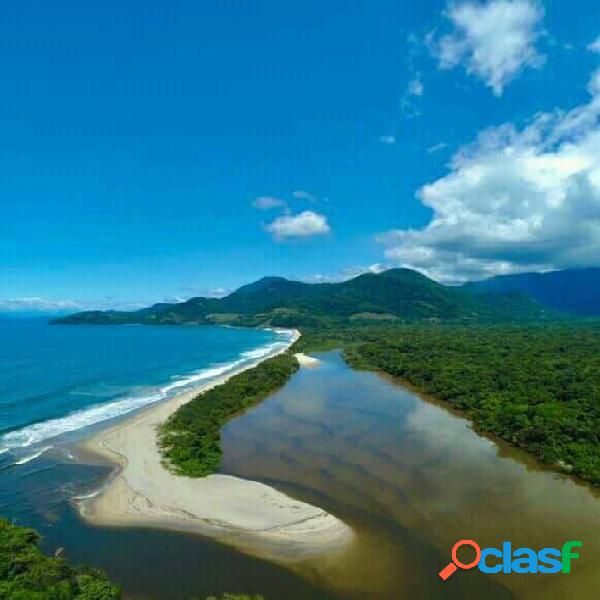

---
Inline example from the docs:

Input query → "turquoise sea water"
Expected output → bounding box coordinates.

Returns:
[0,319,290,463]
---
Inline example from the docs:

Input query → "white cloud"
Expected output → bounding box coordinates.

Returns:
[292,190,317,202]
[252,196,287,210]
[306,264,386,283]
[380,135,397,145]
[432,0,545,96]
[408,77,424,96]
[204,287,230,298]
[399,36,426,117]
[0,297,82,313]
[588,35,600,54]
[179,285,231,298]
[162,296,188,304]
[266,210,330,240]
[377,68,600,283]
[427,142,449,154]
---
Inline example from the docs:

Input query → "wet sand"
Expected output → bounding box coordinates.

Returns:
[294,352,322,368]
[75,331,353,563]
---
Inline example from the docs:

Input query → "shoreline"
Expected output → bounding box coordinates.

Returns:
[294,352,322,368]
[74,328,354,563]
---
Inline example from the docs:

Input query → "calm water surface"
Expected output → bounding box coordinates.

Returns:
[222,351,600,600]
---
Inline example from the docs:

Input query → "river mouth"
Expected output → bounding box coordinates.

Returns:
[221,350,600,600]
[3,349,598,599]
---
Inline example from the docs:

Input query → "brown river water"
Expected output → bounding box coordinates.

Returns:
[221,350,600,600]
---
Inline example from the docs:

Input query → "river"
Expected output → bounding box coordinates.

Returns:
[222,351,600,600]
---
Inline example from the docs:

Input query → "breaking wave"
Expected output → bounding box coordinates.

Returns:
[0,330,295,455]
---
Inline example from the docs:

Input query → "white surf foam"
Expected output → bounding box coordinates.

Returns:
[241,341,288,360]
[13,446,51,465]
[0,392,164,452]
[72,485,107,501]
[160,359,245,394]
[0,334,292,453]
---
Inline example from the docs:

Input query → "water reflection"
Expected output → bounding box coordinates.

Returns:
[221,351,600,600]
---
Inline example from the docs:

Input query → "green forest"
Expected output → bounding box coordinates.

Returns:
[56,268,560,328]
[159,353,299,477]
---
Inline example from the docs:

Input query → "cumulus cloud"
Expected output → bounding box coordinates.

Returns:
[432,0,545,96]
[408,77,424,96]
[252,196,287,210]
[380,135,397,145]
[266,210,330,240]
[162,296,188,304]
[427,142,449,154]
[292,190,317,202]
[377,68,600,283]
[180,286,231,298]
[0,297,82,313]
[303,264,386,283]
[588,35,600,54]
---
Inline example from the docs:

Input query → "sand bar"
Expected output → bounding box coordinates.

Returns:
[75,329,353,562]
[294,352,322,368]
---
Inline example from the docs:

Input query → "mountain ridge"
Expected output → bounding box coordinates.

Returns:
[463,268,600,316]
[55,268,562,327]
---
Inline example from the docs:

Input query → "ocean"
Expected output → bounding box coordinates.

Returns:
[0,319,291,464]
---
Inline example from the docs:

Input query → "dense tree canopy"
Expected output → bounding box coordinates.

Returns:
[56,269,559,328]
[0,519,120,599]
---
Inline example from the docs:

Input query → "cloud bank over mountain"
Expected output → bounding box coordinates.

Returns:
[378,68,600,282]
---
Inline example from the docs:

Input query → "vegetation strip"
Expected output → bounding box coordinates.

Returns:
[159,352,299,477]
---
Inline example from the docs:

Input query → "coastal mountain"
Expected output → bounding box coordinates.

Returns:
[55,268,561,327]
[463,268,600,317]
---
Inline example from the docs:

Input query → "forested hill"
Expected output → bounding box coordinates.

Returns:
[55,268,561,327]
[463,268,600,317]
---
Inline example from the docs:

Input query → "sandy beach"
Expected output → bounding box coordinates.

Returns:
[75,329,353,563]
[294,352,322,368]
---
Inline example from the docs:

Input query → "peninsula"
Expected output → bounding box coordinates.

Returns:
[76,329,354,563]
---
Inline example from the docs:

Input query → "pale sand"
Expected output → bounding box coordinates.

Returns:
[294,352,322,368]
[75,329,353,563]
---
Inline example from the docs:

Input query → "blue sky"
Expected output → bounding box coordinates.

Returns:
[2,0,600,311]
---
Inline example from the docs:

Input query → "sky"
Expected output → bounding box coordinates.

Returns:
[2,0,600,312]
